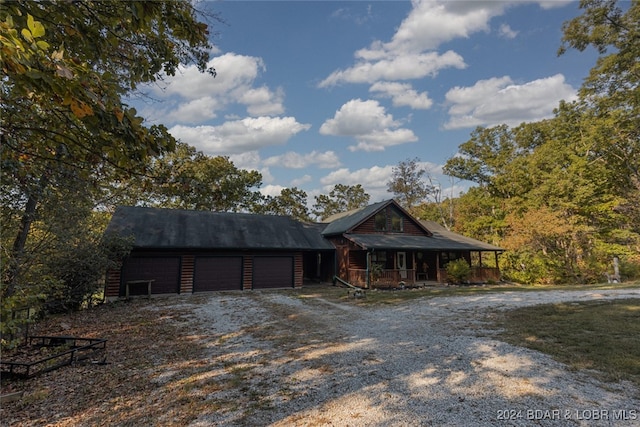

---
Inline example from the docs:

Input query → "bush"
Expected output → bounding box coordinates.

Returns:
[446,259,471,284]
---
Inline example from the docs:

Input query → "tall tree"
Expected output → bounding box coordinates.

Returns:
[386,158,436,212]
[256,188,312,222]
[313,184,370,220]
[559,0,640,229]
[1,2,215,300]
[122,142,263,212]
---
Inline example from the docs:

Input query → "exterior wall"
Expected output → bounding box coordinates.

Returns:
[106,249,312,299]
[243,255,253,290]
[352,205,427,236]
[105,268,121,298]
[180,255,194,294]
[294,253,303,288]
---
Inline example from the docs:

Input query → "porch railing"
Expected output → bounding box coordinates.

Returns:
[437,267,501,284]
[348,266,501,287]
[348,269,416,288]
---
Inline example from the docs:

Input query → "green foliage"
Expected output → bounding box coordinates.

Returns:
[387,157,436,211]
[445,2,640,285]
[313,184,370,220]
[1,1,216,320]
[117,142,263,212]
[256,187,312,222]
[42,233,133,314]
[446,259,472,284]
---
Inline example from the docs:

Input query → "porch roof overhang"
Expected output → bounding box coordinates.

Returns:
[345,234,503,252]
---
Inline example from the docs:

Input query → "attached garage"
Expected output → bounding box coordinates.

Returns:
[253,256,293,289]
[194,256,243,292]
[104,206,336,299]
[120,256,180,296]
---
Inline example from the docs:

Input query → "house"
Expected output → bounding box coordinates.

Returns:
[321,200,502,287]
[103,200,502,299]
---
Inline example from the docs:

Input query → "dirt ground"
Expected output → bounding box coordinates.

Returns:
[1,285,639,426]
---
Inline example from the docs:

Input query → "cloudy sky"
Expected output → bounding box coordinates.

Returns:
[133,0,597,203]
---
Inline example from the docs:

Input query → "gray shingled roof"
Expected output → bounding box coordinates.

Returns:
[321,200,389,236]
[105,206,334,250]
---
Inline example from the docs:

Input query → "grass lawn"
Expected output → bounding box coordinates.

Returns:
[491,298,640,387]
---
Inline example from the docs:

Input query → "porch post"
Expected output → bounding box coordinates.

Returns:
[366,251,371,289]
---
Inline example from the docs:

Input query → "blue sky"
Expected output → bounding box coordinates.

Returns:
[133,0,598,204]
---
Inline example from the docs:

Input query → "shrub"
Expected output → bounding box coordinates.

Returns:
[446,259,471,284]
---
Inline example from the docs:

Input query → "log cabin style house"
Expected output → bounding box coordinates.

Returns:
[104,200,502,299]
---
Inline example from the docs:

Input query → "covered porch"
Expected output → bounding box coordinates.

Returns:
[344,249,502,289]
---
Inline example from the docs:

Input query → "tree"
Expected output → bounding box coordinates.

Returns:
[387,158,436,212]
[119,142,263,212]
[559,0,640,230]
[1,2,215,305]
[313,184,370,220]
[256,188,312,222]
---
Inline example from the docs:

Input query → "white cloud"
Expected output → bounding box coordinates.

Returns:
[169,96,221,124]
[263,150,341,169]
[228,151,262,170]
[240,86,285,116]
[377,0,505,54]
[318,0,524,88]
[320,165,395,202]
[369,82,433,109]
[290,174,312,187]
[319,99,417,151]
[169,116,311,156]
[536,1,573,10]
[319,51,465,87]
[148,53,285,123]
[498,23,518,39]
[444,74,578,129]
[320,99,397,136]
[260,184,286,198]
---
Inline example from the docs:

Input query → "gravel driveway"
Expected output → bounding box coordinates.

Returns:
[174,287,640,426]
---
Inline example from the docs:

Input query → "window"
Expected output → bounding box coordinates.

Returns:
[391,210,403,232]
[374,211,387,231]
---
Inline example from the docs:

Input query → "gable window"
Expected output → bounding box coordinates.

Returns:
[391,210,403,232]
[374,211,387,231]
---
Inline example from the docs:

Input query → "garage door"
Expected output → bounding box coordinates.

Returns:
[121,257,180,295]
[253,256,293,289]
[194,256,243,292]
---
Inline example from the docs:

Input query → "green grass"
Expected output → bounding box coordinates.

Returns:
[491,298,640,386]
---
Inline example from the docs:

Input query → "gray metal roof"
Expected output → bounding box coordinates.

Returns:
[346,231,503,251]
[105,206,334,250]
[420,220,503,251]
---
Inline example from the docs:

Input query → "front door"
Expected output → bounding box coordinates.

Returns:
[397,252,407,279]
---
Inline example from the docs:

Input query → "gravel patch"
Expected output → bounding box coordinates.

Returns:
[181,288,640,426]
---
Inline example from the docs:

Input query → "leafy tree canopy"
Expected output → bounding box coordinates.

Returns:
[313,184,370,220]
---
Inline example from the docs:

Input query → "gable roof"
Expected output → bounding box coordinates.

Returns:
[321,199,432,236]
[105,206,334,250]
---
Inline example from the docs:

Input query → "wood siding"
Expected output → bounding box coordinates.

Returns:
[180,255,194,294]
[352,206,428,236]
[105,268,121,298]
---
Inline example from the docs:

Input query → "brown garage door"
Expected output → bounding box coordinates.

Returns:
[194,256,243,292]
[253,256,293,289]
[120,257,180,295]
